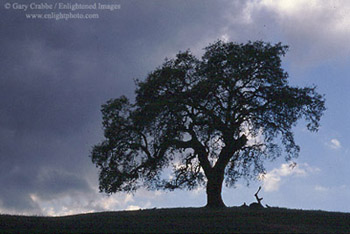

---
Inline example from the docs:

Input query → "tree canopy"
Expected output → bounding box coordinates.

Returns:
[91,41,325,207]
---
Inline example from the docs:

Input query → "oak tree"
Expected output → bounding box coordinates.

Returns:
[91,41,325,208]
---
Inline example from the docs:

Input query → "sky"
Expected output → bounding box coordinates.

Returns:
[0,0,349,216]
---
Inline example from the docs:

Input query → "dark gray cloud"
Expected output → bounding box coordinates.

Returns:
[0,0,248,214]
[34,168,93,200]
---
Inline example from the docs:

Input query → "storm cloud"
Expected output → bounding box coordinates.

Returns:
[0,0,248,215]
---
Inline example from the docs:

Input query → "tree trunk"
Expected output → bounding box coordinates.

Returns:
[205,172,226,208]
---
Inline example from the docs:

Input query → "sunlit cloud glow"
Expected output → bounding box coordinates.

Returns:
[259,163,320,192]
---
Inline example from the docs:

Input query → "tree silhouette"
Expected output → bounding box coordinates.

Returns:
[91,41,325,208]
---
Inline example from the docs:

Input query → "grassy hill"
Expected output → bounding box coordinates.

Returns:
[1,207,350,233]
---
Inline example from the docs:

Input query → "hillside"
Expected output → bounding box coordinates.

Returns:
[1,207,350,233]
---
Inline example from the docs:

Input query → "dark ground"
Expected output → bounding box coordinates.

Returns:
[1,207,350,233]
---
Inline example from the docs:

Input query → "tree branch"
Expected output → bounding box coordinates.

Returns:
[255,186,263,205]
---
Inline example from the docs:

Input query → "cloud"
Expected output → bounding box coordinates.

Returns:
[0,166,94,216]
[260,0,321,15]
[260,0,350,63]
[2,186,141,216]
[327,138,342,149]
[1,184,172,216]
[314,185,329,192]
[220,0,350,68]
[259,163,320,192]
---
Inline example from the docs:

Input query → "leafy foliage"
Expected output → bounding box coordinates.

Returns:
[91,41,325,197]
